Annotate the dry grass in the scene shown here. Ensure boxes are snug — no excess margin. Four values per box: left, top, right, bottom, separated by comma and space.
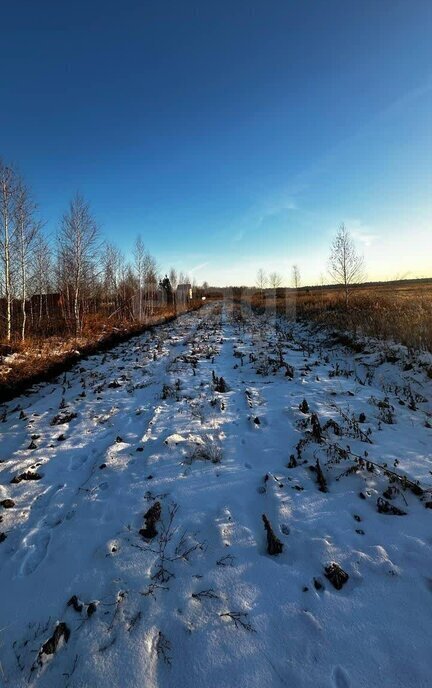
0, 302, 203, 401
249, 280, 432, 353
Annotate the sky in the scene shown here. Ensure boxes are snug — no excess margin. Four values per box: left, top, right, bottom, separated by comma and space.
1, 0, 431, 286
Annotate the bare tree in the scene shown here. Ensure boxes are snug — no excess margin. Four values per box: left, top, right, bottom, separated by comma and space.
101, 242, 125, 317
169, 267, 178, 291
143, 252, 158, 316
118, 262, 137, 319
0, 160, 18, 342
32, 233, 52, 328
328, 223, 365, 307
268, 272, 282, 289
14, 180, 41, 339
256, 269, 267, 290
292, 264, 301, 289
134, 235, 145, 321
102, 242, 119, 302
58, 193, 100, 335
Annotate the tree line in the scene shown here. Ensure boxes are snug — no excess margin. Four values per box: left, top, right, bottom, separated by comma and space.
0, 158, 191, 343
255, 224, 365, 306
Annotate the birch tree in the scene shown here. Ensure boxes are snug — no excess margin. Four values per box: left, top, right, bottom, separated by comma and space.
102, 242, 120, 309
292, 264, 301, 289
14, 180, 41, 339
328, 224, 365, 308
269, 271, 282, 288
169, 267, 178, 291
0, 160, 18, 342
58, 193, 99, 335
33, 234, 52, 327
143, 253, 158, 316
133, 235, 145, 321
256, 269, 267, 290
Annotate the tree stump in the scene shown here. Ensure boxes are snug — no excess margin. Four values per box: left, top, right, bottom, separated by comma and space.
262, 514, 283, 555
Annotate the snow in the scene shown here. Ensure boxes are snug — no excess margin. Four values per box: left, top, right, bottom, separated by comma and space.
0, 303, 431, 688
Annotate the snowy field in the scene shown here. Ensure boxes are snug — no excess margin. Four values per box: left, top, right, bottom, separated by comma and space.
1, 302, 431, 688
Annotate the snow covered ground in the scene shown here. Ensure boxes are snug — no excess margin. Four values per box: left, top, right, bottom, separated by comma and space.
1, 302, 431, 688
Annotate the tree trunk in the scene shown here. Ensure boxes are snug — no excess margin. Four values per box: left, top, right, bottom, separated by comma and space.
74, 287, 80, 336
4, 220, 11, 343
20, 228, 27, 341
1, 174, 13, 343
21, 262, 27, 341
39, 288, 43, 325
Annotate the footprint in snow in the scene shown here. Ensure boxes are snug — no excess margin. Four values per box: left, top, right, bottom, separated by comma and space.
68, 454, 89, 471
33, 483, 65, 510
332, 666, 351, 688
20, 531, 51, 576
43, 508, 65, 528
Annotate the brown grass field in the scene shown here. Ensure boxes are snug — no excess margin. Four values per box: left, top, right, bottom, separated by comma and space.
247, 279, 432, 354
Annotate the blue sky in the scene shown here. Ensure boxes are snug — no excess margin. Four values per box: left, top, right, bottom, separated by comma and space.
1, 0, 431, 285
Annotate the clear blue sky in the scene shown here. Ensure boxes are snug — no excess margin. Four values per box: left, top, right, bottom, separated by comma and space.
1, 0, 431, 285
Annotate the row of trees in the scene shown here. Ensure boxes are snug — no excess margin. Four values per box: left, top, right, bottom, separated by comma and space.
0, 158, 191, 343
256, 224, 365, 306
256, 264, 301, 290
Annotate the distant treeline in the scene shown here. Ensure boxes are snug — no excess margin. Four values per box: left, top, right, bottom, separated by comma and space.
0, 157, 195, 343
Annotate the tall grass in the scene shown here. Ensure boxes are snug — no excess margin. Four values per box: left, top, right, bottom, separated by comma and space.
0, 301, 203, 399
250, 284, 432, 353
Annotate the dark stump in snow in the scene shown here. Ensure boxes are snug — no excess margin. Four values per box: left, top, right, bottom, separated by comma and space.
288, 454, 297, 468
11, 471, 42, 484
67, 595, 83, 613
87, 602, 97, 617
299, 399, 309, 414
51, 412, 77, 426
140, 501, 161, 539
377, 497, 406, 515
324, 563, 349, 590
214, 375, 229, 393
285, 364, 295, 378
262, 514, 283, 555
310, 458, 328, 492
38, 622, 70, 663
310, 413, 323, 441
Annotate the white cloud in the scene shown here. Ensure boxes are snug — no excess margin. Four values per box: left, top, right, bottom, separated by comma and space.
345, 219, 378, 248
189, 261, 209, 275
